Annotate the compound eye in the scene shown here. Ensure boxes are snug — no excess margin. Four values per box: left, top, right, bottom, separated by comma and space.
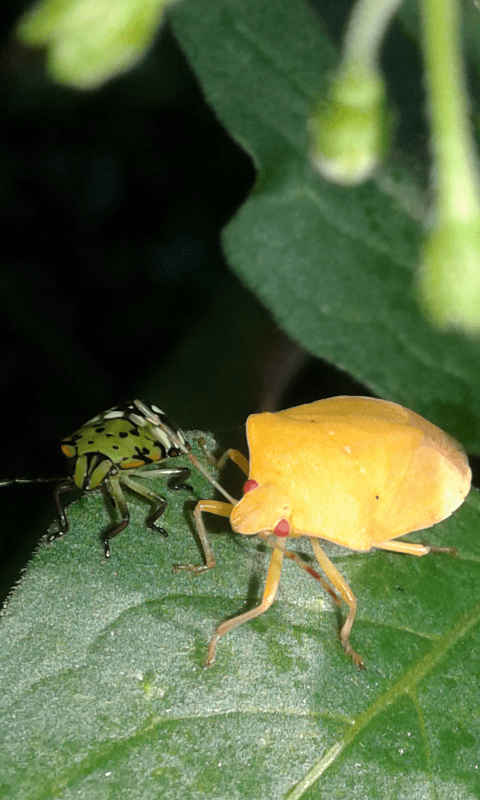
273, 518, 290, 537
243, 479, 259, 495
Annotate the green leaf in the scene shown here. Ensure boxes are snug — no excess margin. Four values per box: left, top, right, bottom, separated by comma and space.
170, 0, 480, 452
1, 432, 480, 799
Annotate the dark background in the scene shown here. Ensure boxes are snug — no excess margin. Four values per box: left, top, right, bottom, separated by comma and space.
0, 8, 253, 592
0, 4, 366, 598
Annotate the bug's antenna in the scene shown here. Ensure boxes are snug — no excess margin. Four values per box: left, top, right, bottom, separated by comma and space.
134, 400, 237, 505
0, 476, 65, 487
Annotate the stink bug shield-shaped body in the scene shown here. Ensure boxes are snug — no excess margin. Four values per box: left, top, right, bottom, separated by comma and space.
187, 397, 471, 667
0, 401, 193, 557
133, 400, 339, 595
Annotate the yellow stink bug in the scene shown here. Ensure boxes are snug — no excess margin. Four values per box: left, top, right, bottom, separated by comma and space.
135, 397, 471, 668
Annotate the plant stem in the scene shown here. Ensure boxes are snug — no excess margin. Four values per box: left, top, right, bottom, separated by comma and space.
342, 0, 405, 69
421, 0, 480, 222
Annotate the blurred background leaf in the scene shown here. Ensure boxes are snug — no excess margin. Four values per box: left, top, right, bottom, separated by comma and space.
171, 0, 480, 450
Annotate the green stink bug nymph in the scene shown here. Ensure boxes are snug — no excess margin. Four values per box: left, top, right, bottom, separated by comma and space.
0, 401, 193, 557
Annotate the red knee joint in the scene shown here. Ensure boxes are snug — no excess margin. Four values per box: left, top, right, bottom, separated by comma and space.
273, 518, 290, 537
243, 479, 259, 494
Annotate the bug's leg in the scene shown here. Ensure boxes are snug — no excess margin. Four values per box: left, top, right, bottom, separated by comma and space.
192, 441, 249, 476
172, 452, 248, 575
121, 474, 170, 537
101, 476, 130, 558
205, 540, 285, 667
195, 438, 218, 466
258, 532, 342, 605
310, 538, 364, 669
374, 539, 457, 556
215, 448, 249, 476
47, 480, 75, 541
193, 445, 249, 500
141, 466, 193, 492
167, 467, 193, 492
0, 476, 73, 542
174, 499, 233, 575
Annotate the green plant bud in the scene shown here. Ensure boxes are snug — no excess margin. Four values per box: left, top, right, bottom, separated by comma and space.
418, 219, 480, 333
309, 65, 391, 185
17, 0, 172, 90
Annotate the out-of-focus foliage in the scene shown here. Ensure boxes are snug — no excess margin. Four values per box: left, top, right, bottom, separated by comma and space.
17, 0, 173, 89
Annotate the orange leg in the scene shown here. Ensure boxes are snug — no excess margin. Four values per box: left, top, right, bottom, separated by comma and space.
310, 538, 364, 668
173, 448, 248, 573
196, 441, 250, 477
258, 533, 342, 605
375, 539, 457, 556
205, 539, 285, 667
215, 448, 250, 476
175, 493, 329, 587
174, 500, 233, 574
209, 452, 341, 600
